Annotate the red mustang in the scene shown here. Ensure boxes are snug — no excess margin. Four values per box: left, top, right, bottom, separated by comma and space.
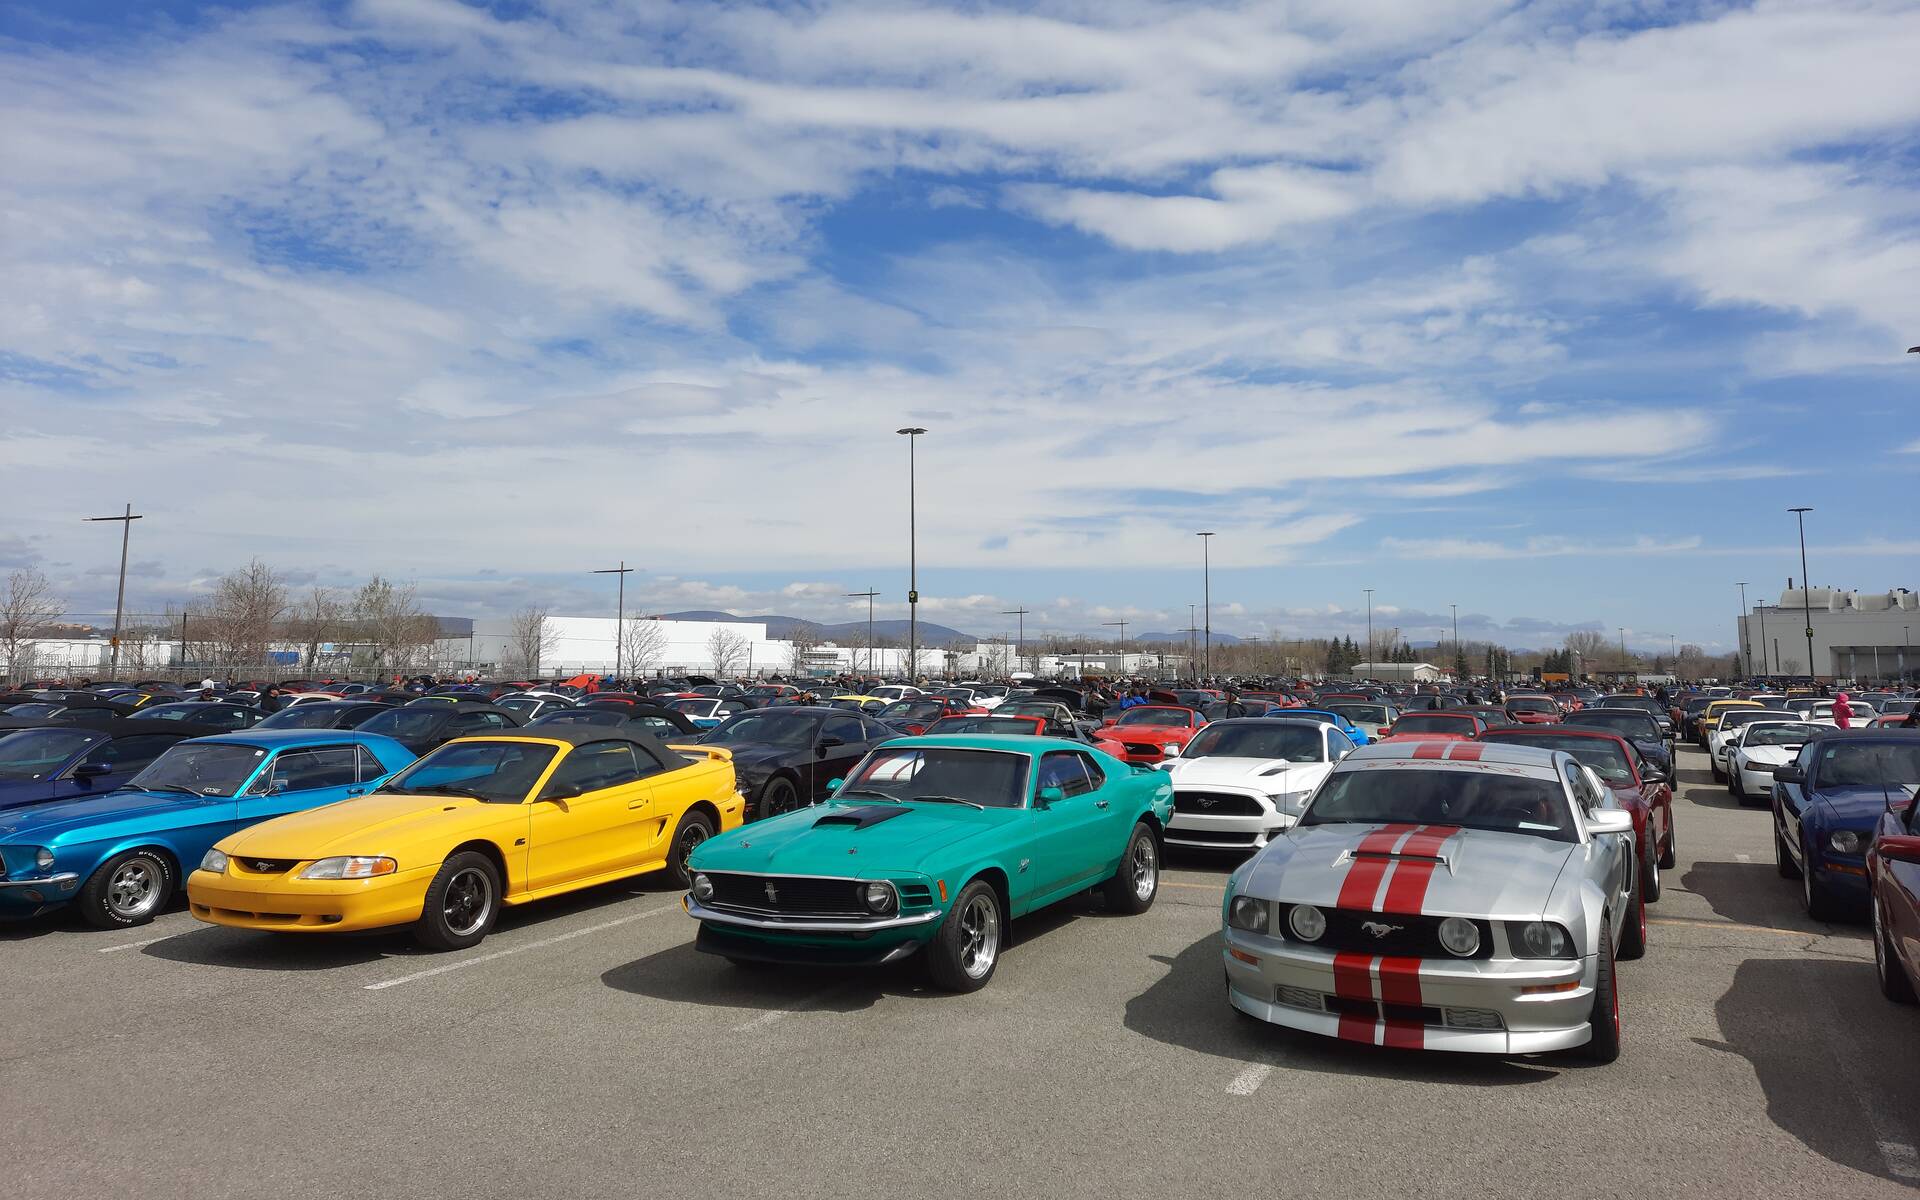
1098, 705, 1206, 763
1504, 695, 1562, 725
1377, 711, 1486, 742
1481, 726, 1675, 909
1869, 786, 1920, 1004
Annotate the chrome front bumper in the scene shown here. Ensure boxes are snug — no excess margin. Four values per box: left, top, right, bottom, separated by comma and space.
0, 872, 80, 891
684, 896, 945, 932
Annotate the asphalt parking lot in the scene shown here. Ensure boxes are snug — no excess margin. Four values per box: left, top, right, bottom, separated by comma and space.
3, 744, 1915, 1199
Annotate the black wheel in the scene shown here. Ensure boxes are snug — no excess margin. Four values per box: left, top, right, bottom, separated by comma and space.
664, 809, 715, 888
1639, 830, 1663, 904
413, 851, 500, 951
1100, 823, 1159, 914
1709, 754, 1724, 782
1775, 827, 1801, 878
1727, 765, 1742, 798
1874, 897, 1918, 1004
756, 777, 800, 823
926, 879, 1002, 993
78, 848, 174, 929
1618, 866, 1647, 961
1802, 856, 1839, 922
1658, 822, 1676, 870
1580, 923, 1622, 1063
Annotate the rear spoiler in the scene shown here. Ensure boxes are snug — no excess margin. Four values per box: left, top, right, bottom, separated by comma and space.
670, 745, 733, 764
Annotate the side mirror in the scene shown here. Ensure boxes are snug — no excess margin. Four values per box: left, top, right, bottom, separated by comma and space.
826, 777, 845, 793
1644, 768, 1669, 784
1161, 742, 1181, 759
818, 735, 845, 750
541, 782, 583, 802
1035, 786, 1065, 809
1587, 809, 1634, 837
1878, 835, 1920, 866
1772, 764, 1805, 785
72, 762, 111, 780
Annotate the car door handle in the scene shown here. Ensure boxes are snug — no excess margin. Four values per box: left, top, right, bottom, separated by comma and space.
627, 799, 647, 809
1096, 799, 1110, 809
347, 787, 365, 796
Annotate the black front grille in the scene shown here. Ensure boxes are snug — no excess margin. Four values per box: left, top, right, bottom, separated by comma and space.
239, 857, 299, 875
1168, 827, 1259, 845
1174, 791, 1263, 816
1283, 904, 1493, 959
705, 872, 865, 917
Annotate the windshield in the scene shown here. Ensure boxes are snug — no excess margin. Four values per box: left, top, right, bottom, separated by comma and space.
839, 746, 1029, 809
879, 701, 945, 720
530, 709, 625, 727
384, 741, 557, 803
1182, 722, 1324, 763
1566, 711, 1658, 738
1393, 714, 1477, 734
139, 703, 226, 722
1816, 742, 1920, 789
1724, 710, 1796, 730
1487, 735, 1634, 783
929, 717, 1039, 735
495, 697, 540, 715
4, 702, 61, 719
1000, 703, 1066, 721
1116, 708, 1190, 728
1744, 723, 1820, 747
0, 728, 102, 779
1507, 698, 1557, 714
1303, 768, 1575, 842
359, 708, 451, 739
668, 699, 717, 715
256, 705, 347, 729
1325, 703, 1389, 724
700, 711, 817, 747
128, 742, 268, 797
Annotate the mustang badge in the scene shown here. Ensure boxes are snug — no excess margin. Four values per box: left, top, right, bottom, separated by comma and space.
1360, 920, 1402, 938
764, 881, 779, 904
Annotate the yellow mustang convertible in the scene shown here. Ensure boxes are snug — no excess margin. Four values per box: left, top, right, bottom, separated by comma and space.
188, 728, 741, 950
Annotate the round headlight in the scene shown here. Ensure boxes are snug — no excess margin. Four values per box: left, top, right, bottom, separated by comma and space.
1228, 894, 1267, 931
1437, 916, 1481, 957
1829, 830, 1866, 855
1288, 903, 1327, 941
198, 848, 228, 875
34, 847, 55, 871
1513, 920, 1570, 958
691, 873, 714, 901
862, 881, 897, 913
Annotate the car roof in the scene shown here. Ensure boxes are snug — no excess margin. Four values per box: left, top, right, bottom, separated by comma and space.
882, 734, 1080, 756
1343, 739, 1568, 778
189, 729, 401, 748
1484, 726, 1631, 748
461, 724, 681, 758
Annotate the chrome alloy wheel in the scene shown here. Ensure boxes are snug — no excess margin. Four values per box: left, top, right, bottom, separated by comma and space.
677, 823, 710, 879
1130, 836, 1158, 901
958, 893, 1000, 980
107, 859, 164, 920
443, 866, 493, 937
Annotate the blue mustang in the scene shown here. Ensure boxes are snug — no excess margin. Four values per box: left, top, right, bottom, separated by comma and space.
1772, 730, 1920, 920
0, 730, 415, 929
0, 721, 221, 814
1260, 708, 1373, 746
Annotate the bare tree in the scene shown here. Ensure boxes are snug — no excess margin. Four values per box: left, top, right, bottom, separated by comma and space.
707, 628, 748, 678
197, 559, 288, 676
621, 618, 669, 680
505, 606, 556, 677
979, 639, 1010, 679
287, 586, 348, 673
1563, 630, 1609, 665
0, 568, 63, 683
786, 621, 823, 677
352, 576, 439, 675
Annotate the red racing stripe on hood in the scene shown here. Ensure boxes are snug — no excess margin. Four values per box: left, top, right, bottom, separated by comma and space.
1377, 825, 1463, 916
1335, 824, 1419, 910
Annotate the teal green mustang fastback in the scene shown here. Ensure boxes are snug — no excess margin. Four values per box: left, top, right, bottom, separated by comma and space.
684, 735, 1174, 991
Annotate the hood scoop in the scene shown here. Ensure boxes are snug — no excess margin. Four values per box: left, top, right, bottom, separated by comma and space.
812, 804, 913, 830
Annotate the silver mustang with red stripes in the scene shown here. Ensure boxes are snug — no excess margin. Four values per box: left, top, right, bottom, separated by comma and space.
1222, 739, 1645, 1062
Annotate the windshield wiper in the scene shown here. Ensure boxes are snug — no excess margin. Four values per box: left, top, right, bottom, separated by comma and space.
911, 794, 986, 810
392, 783, 491, 801
838, 788, 900, 801
143, 783, 208, 798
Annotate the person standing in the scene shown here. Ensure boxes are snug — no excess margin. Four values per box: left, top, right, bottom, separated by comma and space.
1831, 691, 1853, 731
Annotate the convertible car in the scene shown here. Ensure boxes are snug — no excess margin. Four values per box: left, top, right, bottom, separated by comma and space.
1161, 718, 1354, 854
1221, 739, 1642, 1061
1726, 720, 1821, 804
1773, 730, 1920, 920
685, 735, 1173, 991
0, 731, 416, 928
190, 727, 742, 949
1868, 783, 1920, 1004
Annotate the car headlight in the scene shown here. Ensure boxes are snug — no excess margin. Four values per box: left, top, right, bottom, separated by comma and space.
691, 872, 714, 901
298, 856, 397, 880
1437, 916, 1481, 957
1287, 903, 1327, 942
1828, 830, 1867, 855
33, 847, 55, 871
199, 848, 229, 875
1266, 789, 1312, 816
862, 881, 897, 913
1506, 920, 1573, 959
1227, 894, 1268, 932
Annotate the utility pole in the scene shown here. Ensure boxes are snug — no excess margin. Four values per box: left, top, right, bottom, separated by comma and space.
1619, 627, 1628, 674
1737, 582, 1750, 676
1197, 532, 1214, 680
83, 503, 143, 678
1788, 507, 1816, 682
1185, 604, 1200, 683
1103, 620, 1128, 673
847, 589, 880, 676
593, 561, 633, 680
1001, 607, 1029, 676
898, 427, 927, 681
1364, 588, 1375, 679
1450, 603, 1459, 670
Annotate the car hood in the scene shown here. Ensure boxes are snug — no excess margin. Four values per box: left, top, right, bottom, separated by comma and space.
1163, 756, 1316, 789
0, 788, 224, 844
692, 799, 1016, 876
1240, 822, 1577, 920
1814, 785, 1920, 826
1107, 726, 1190, 742
218, 792, 501, 860
705, 742, 800, 774
1736, 745, 1796, 766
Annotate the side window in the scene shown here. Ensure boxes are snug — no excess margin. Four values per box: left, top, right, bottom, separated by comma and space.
1563, 761, 1596, 812
354, 745, 390, 783
1072, 752, 1106, 793
268, 747, 361, 793
823, 716, 866, 744
79, 734, 177, 774
1326, 730, 1354, 758
545, 742, 642, 795
1037, 751, 1093, 797
862, 719, 895, 742
630, 716, 677, 739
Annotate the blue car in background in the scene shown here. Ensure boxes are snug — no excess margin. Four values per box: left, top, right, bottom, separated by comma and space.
0, 721, 222, 813
0, 730, 415, 929
1260, 707, 1373, 746
1772, 730, 1920, 920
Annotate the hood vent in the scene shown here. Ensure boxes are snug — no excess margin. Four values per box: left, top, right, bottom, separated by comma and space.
813, 804, 913, 830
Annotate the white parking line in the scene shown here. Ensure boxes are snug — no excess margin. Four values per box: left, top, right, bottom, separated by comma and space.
363, 903, 676, 991
1226, 1062, 1274, 1095
731, 985, 844, 1033
1735, 853, 1752, 863
97, 933, 179, 954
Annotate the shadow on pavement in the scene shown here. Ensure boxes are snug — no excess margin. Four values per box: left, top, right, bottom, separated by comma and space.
0, 908, 88, 940
144, 923, 399, 970
1679, 860, 1866, 939
1698, 956, 1920, 1185
1123, 930, 1558, 1086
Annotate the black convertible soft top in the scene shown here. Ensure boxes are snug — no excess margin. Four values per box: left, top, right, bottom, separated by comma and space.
508, 722, 693, 769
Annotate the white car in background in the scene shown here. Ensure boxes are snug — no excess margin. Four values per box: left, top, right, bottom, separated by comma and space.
1708, 709, 1797, 779
1727, 720, 1824, 805
1161, 718, 1357, 854
868, 685, 922, 704
1784, 698, 1878, 727
957, 682, 1008, 710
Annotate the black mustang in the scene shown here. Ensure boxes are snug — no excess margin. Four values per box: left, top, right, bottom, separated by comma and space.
695, 705, 897, 821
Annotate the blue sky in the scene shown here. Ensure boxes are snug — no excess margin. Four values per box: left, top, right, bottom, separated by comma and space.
2, 0, 1917, 653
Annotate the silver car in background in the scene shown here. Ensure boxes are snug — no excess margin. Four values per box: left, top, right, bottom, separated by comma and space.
1222, 740, 1643, 1062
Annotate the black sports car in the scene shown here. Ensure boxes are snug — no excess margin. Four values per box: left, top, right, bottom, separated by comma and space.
695, 706, 896, 821
356, 702, 525, 755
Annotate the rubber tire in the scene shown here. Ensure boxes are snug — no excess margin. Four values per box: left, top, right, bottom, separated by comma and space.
926, 879, 1002, 993
1728, 766, 1742, 798
1580, 923, 1622, 1064
1775, 828, 1801, 879
78, 848, 175, 929
1802, 856, 1839, 922
663, 809, 715, 889
1709, 754, 1723, 781
1618, 863, 1648, 961
413, 851, 501, 951
1640, 830, 1663, 904
1874, 898, 1918, 1005
1100, 823, 1159, 915
1658, 823, 1676, 870
756, 777, 800, 823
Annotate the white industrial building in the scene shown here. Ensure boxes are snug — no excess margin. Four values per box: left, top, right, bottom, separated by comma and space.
1349, 661, 1446, 683
1735, 586, 1918, 682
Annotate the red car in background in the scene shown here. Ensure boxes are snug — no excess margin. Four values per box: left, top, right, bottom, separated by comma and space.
1869, 791, 1920, 1004
1098, 705, 1206, 763
876, 696, 983, 735
1481, 726, 1675, 908
1377, 711, 1487, 742
1505, 695, 1562, 724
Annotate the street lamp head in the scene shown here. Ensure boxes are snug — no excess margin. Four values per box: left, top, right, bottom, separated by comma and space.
1788, 506, 1811, 514
896, 426, 927, 436
1196, 531, 1214, 538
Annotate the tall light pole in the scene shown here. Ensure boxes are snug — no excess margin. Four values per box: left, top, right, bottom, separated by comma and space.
593, 561, 632, 680
1185, 604, 1199, 682
1363, 588, 1375, 678
1619, 626, 1628, 674
1197, 532, 1215, 679
1737, 582, 1751, 676
1001, 607, 1029, 676
1103, 620, 1128, 672
1788, 507, 1815, 681
846, 589, 880, 676
1450, 603, 1459, 670
84, 503, 143, 678
898, 427, 927, 680
1756, 589, 1771, 676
